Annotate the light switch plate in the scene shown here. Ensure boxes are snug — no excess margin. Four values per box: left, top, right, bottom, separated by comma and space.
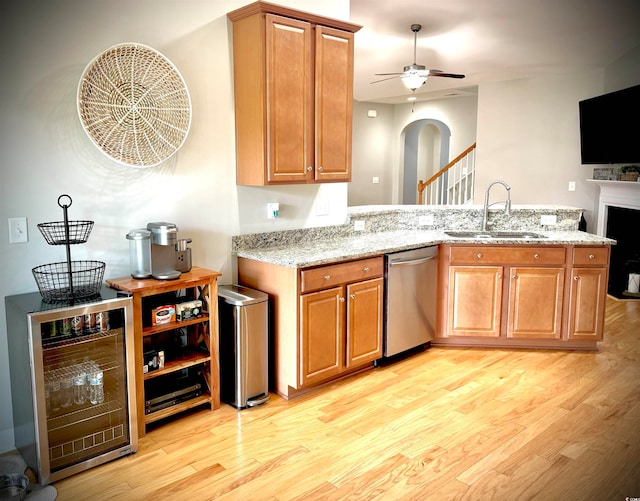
8, 217, 28, 243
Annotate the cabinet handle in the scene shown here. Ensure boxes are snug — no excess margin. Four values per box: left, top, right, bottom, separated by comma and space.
363, 267, 369, 272
533, 253, 540, 259
324, 275, 331, 280
497, 273, 502, 279
512, 274, 517, 279
350, 294, 355, 299
339, 297, 345, 302
318, 166, 323, 172
574, 275, 580, 281
306, 166, 313, 172
589, 254, 595, 260
476, 253, 483, 259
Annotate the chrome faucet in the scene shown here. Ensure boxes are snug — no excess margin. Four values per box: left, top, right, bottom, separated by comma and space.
482, 180, 511, 231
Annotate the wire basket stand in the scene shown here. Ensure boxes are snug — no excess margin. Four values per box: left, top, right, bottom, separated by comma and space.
32, 195, 105, 302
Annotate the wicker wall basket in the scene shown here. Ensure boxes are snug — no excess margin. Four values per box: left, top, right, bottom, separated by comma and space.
77, 43, 192, 168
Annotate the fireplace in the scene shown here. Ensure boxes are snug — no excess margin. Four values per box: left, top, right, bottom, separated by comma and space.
588, 179, 640, 299
606, 206, 640, 298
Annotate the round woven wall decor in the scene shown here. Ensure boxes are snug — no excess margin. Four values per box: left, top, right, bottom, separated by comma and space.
77, 43, 192, 168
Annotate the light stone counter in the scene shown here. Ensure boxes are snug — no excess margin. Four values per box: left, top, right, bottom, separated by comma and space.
233, 205, 616, 269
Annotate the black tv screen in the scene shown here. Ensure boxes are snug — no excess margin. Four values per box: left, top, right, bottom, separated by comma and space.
579, 84, 640, 164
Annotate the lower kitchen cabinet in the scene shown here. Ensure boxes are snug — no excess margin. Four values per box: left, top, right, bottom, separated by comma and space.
437, 244, 609, 349
568, 246, 609, 340
300, 277, 383, 387
507, 266, 564, 339
238, 256, 383, 399
447, 265, 503, 337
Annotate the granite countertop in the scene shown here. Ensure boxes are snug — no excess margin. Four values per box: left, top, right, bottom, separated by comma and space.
233, 205, 616, 268
235, 229, 614, 268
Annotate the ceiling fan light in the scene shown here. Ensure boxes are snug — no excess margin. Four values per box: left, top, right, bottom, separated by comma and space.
401, 74, 427, 90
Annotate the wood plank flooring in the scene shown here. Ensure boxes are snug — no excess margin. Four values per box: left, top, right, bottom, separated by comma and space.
55, 296, 640, 500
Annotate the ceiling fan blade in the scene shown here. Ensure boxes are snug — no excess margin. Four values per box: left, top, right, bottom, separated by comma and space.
370, 75, 401, 84
371, 25, 466, 87
429, 71, 466, 79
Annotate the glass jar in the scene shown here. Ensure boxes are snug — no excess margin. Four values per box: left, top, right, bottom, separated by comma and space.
49, 374, 61, 412
44, 377, 51, 418
60, 372, 73, 408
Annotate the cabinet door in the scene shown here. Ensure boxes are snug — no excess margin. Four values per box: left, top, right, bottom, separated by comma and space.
447, 266, 503, 337
265, 14, 314, 183
568, 267, 606, 340
300, 286, 344, 386
314, 26, 354, 182
507, 267, 564, 339
346, 278, 383, 367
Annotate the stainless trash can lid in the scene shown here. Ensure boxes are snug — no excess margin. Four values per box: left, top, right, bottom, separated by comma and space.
218, 285, 268, 305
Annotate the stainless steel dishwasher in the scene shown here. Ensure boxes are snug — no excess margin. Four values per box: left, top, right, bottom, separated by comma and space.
383, 246, 438, 358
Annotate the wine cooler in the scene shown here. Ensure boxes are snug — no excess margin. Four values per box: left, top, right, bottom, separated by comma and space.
5, 287, 138, 485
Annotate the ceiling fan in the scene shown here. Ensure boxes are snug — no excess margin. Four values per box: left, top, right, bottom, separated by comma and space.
371, 24, 465, 91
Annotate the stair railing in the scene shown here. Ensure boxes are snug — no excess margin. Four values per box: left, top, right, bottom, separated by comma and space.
418, 142, 476, 205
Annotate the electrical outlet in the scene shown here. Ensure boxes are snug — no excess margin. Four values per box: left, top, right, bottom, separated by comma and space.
372, 176, 380, 184
8, 217, 28, 243
354, 220, 365, 231
315, 199, 329, 216
540, 214, 557, 226
568, 181, 576, 191
418, 214, 435, 226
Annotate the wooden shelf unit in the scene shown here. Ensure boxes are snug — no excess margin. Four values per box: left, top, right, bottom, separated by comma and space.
107, 266, 221, 436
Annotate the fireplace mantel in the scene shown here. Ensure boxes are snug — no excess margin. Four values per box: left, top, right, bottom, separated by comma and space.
587, 179, 640, 236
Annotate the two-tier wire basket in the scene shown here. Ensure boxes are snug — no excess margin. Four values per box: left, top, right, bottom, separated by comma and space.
32, 195, 105, 301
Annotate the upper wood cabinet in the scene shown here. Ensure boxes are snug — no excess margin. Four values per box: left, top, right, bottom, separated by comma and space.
228, 2, 361, 185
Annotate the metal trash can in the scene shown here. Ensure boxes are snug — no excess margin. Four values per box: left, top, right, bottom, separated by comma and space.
218, 285, 270, 409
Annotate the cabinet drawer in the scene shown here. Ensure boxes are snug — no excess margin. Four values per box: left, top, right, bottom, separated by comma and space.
450, 246, 566, 265
300, 257, 383, 293
573, 246, 609, 266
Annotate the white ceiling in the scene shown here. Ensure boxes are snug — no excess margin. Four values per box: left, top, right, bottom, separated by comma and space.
350, 0, 640, 104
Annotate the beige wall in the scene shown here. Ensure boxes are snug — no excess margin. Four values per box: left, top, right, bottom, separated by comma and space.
0, 0, 350, 454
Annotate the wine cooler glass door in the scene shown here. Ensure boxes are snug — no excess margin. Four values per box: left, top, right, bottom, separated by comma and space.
28, 296, 137, 484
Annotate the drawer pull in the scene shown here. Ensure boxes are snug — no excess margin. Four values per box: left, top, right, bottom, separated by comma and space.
318, 166, 323, 172
533, 253, 540, 259
350, 294, 356, 299
339, 297, 345, 302
512, 274, 517, 279
363, 267, 369, 272
476, 253, 483, 259
589, 254, 595, 260
306, 166, 313, 172
574, 275, 579, 281
324, 275, 331, 280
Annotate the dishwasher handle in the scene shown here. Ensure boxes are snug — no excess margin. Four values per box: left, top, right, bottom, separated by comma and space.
388, 255, 436, 267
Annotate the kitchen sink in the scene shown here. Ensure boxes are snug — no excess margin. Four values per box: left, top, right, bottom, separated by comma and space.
445, 231, 547, 239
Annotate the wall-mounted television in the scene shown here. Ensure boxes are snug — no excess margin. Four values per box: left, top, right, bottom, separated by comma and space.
579, 84, 640, 164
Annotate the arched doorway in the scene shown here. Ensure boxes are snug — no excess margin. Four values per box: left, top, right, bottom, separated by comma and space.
401, 119, 451, 204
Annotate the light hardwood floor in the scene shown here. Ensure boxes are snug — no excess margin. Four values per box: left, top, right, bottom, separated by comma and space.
55, 296, 640, 500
